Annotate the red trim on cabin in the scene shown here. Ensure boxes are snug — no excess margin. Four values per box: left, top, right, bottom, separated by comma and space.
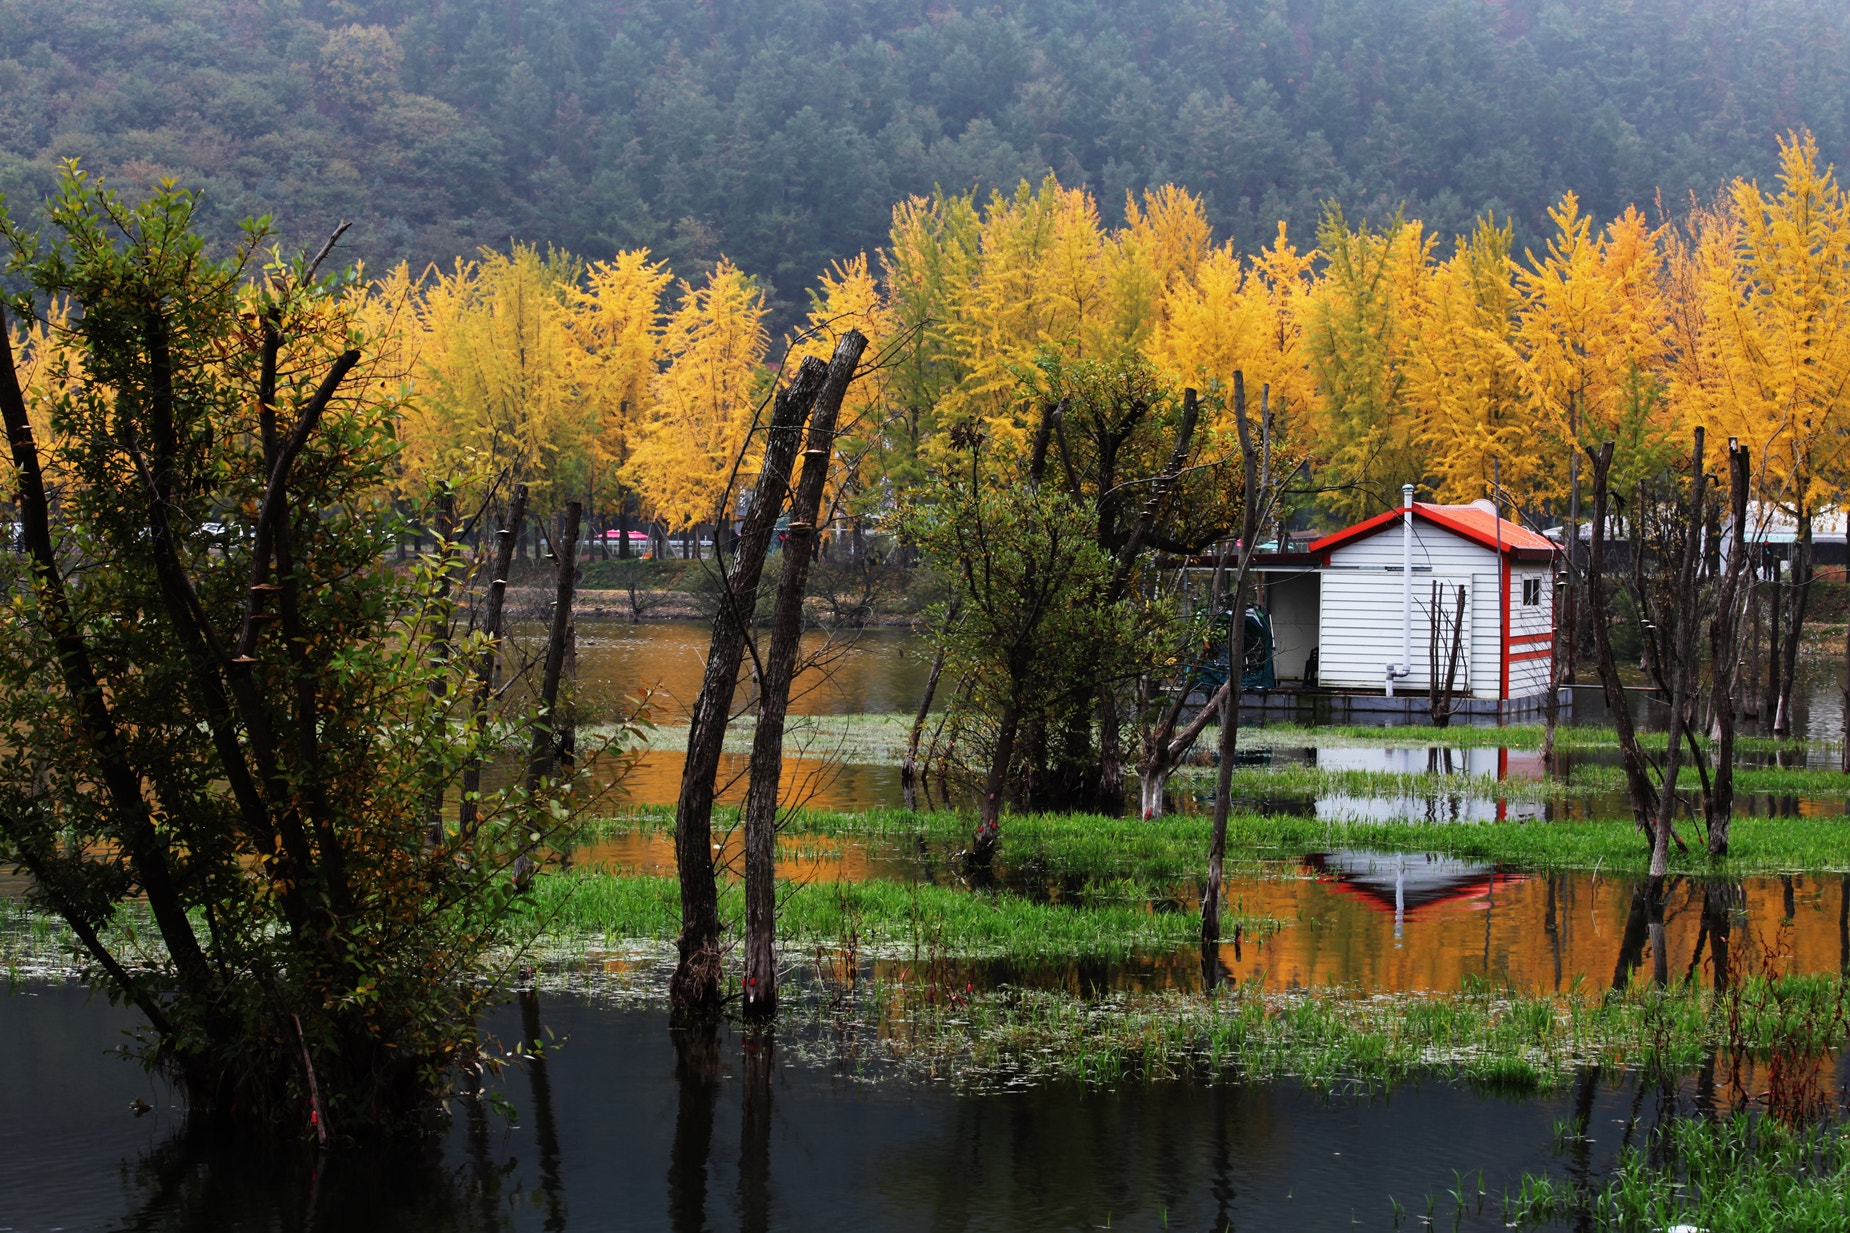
1499, 556, 1511, 700
1509, 647, 1554, 663
1308, 502, 1556, 561
1509, 631, 1552, 646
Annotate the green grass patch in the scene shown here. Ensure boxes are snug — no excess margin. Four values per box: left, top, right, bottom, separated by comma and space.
589, 802, 1850, 878
1509, 1114, 1850, 1231
529, 869, 1277, 962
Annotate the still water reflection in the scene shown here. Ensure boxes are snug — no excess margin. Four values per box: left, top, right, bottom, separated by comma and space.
9, 982, 1829, 1233
576, 829, 1850, 996
572, 621, 933, 721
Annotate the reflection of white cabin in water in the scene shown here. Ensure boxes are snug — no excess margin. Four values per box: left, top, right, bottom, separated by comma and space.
1311, 746, 1545, 824
1304, 850, 1520, 939
1246, 495, 1563, 719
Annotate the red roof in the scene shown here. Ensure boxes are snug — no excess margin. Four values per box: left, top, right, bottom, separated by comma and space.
1308, 501, 1557, 562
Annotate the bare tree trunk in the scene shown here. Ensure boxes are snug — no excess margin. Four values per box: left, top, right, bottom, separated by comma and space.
973, 695, 1021, 866
1139, 534, 1232, 820
1709, 442, 1752, 853
1586, 442, 1660, 831
618, 485, 632, 559
1428, 582, 1465, 727
1747, 564, 1763, 718
1650, 431, 1707, 883
741, 331, 867, 1019
1764, 554, 1783, 736
670, 359, 828, 1021
903, 601, 958, 810
515, 501, 582, 891
1842, 598, 1850, 772
1139, 676, 1231, 820
459, 484, 527, 834
1544, 559, 1566, 766
1774, 515, 1811, 736
1203, 375, 1269, 980
526, 503, 583, 791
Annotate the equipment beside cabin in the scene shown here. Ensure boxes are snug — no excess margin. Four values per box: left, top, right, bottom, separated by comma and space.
1192, 606, 1276, 693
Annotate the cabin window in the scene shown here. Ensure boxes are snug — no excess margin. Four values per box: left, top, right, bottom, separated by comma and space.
1522, 577, 1541, 606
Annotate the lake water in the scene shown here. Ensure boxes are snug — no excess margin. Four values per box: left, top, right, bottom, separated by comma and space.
8, 981, 1837, 1233
6, 621, 1849, 1229
577, 827, 1850, 996
568, 621, 1850, 813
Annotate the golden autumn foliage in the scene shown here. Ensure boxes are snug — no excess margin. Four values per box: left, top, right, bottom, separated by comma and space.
403, 243, 598, 511
316, 130, 1850, 542
623, 257, 770, 540
1680, 133, 1850, 522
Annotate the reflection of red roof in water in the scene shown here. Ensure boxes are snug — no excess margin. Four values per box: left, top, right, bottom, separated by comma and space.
1302, 851, 1529, 922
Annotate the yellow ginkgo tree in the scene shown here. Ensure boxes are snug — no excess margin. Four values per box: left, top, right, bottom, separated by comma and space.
572, 249, 671, 552
407, 244, 599, 532
625, 257, 770, 556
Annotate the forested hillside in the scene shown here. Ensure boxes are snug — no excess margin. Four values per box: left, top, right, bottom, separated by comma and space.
0, 0, 1845, 322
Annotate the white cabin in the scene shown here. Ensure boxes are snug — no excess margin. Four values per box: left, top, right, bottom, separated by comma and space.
1256, 499, 1557, 707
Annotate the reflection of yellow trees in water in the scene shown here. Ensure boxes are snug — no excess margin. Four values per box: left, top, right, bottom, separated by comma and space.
564, 832, 1850, 1000
1217, 870, 1849, 995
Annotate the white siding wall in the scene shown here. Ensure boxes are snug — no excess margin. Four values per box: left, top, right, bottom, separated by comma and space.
1506, 563, 1555, 698
1321, 521, 1556, 700
1317, 571, 1473, 691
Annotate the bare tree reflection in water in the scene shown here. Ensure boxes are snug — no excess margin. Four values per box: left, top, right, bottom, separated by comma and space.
1692, 881, 1742, 989
739, 1027, 774, 1233
1648, 879, 1672, 988
668, 1018, 721, 1233
1208, 1084, 1235, 1231
109, 1123, 512, 1232
520, 989, 567, 1231
1840, 874, 1849, 972
1564, 1065, 1601, 1233
1612, 882, 1653, 990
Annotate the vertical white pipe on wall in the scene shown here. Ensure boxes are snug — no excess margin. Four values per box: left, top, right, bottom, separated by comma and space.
1401, 482, 1414, 678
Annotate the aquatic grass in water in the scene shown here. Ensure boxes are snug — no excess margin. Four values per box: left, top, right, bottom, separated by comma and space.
1509, 1115, 1850, 1231
529, 870, 1282, 963
821, 973, 1846, 1095
585, 803, 1850, 878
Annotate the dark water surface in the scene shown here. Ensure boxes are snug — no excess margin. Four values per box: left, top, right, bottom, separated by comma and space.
0, 981, 1786, 1233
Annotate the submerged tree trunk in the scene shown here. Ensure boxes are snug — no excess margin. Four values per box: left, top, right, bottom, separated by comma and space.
742, 331, 866, 1019
1775, 516, 1811, 736
973, 695, 1022, 867
515, 502, 582, 891
1585, 442, 1660, 831
1709, 442, 1752, 853
903, 601, 957, 811
669, 359, 828, 1021
1764, 554, 1783, 737
1650, 431, 1707, 883
460, 485, 528, 834
1203, 376, 1268, 980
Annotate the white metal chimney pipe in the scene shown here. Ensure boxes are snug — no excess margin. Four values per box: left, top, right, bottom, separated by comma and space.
1402, 482, 1414, 679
